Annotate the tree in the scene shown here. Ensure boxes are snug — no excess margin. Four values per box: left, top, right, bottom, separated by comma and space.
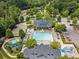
45, 3, 54, 14
0, 1, 21, 38
19, 16, 24, 22
67, 16, 71, 22
26, 16, 30, 22
17, 53, 24, 59
28, 24, 33, 28
27, 19, 32, 24
51, 18, 56, 27
0, 21, 6, 38
36, 11, 43, 20
32, 7, 39, 14
57, 15, 61, 22
62, 10, 69, 17
19, 29, 25, 39
52, 9, 59, 17
43, 10, 51, 20
72, 17, 78, 26
25, 39, 37, 49
61, 24, 67, 31
73, 8, 79, 17
6, 28, 13, 38
54, 24, 66, 32
50, 41, 61, 49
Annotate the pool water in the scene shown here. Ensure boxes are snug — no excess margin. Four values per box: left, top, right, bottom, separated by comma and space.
11, 39, 17, 44
32, 32, 53, 41
6, 39, 19, 48
60, 47, 73, 52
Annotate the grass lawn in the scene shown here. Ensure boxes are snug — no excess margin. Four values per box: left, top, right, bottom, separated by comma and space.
0, 52, 3, 59
0, 48, 17, 59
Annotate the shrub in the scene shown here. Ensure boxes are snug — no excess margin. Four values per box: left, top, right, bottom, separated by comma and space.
25, 39, 37, 49
57, 55, 69, 59
50, 41, 61, 49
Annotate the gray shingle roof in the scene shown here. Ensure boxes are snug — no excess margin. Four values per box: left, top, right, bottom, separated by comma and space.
34, 20, 52, 28
24, 45, 61, 59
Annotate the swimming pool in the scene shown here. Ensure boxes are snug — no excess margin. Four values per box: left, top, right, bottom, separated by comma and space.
32, 32, 53, 41
60, 47, 73, 56
11, 39, 17, 44
6, 38, 20, 48
60, 47, 73, 52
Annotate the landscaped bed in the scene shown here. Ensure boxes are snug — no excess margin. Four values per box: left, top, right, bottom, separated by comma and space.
60, 33, 72, 44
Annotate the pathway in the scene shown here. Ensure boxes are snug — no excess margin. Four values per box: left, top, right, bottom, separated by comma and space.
2, 42, 17, 58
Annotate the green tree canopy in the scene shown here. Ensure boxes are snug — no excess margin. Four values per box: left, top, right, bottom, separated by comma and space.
72, 17, 78, 26
19, 16, 24, 22
54, 24, 66, 32
45, 3, 54, 14
6, 28, 13, 38
25, 39, 37, 49
57, 15, 61, 22
50, 41, 61, 49
43, 10, 51, 20
73, 8, 79, 17
62, 10, 69, 17
17, 53, 24, 59
19, 29, 25, 39
67, 16, 71, 22
36, 11, 43, 20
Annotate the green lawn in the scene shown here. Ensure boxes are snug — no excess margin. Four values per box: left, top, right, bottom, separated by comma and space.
0, 48, 17, 59
0, 52, 3, 59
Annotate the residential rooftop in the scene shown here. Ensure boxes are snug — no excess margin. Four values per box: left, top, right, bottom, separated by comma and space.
34, 20, 52, 28
24, 44, 61, 59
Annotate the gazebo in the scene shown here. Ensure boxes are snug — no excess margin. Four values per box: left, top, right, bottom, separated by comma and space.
33, 20, 52, 29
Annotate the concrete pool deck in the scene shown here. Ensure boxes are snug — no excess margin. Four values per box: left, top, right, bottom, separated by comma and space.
25, 28, 79, 58
52, 28, 79, 58
61, 44, 79, 58
26, 28, 54, 43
